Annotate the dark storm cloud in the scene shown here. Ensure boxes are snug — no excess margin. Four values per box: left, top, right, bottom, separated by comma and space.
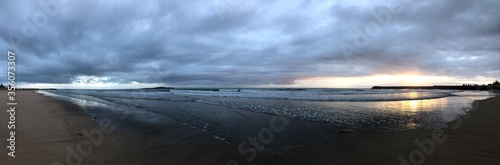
0, 0, 499, 86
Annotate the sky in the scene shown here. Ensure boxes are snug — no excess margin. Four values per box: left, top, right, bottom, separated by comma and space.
1, 0, 499, 89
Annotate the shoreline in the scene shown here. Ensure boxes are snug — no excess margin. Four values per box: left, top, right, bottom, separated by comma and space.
0, 90, 237, 164
1, 90, 499, 164
253, 96, 500, 164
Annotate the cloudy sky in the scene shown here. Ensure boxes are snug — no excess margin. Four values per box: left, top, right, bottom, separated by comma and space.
1, 0, 499, 88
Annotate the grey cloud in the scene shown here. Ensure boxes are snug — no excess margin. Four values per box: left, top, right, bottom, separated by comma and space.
0, 0, 499, 87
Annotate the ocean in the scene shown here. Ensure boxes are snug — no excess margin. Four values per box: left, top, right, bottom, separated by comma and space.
38, 88, 498, 152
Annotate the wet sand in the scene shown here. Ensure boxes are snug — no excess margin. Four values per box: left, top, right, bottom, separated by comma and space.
0, 90, 238, 164
1, 90, 499, 164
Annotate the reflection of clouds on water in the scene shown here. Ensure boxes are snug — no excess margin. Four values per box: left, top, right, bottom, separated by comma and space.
440, 91, 498, 123
37, 91, 112, 108
442, 110, 465, 123
463, 96, 493, 101
72, 98, 107, 107
453, 91, 498, 100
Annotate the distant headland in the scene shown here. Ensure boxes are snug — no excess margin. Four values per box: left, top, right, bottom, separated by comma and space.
372, 80, 500, 90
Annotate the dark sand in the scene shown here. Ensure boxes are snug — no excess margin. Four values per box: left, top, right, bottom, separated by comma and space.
1, 90, 499, 164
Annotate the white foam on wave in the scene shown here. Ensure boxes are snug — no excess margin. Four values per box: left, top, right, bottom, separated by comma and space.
171, 89, 453, 101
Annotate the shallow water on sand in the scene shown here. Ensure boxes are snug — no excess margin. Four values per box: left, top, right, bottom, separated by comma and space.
38, 89, 497, 152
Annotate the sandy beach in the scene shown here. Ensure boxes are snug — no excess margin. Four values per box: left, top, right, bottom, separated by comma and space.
1, 90, 499, 164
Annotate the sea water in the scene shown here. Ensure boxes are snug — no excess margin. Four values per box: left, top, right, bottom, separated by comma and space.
38, 88, 498, 148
